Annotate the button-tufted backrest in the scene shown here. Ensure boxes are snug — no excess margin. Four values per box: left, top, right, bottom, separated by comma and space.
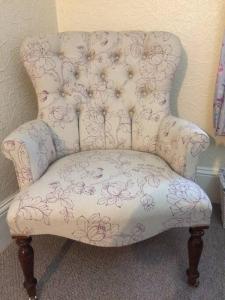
21, 31, 181, 157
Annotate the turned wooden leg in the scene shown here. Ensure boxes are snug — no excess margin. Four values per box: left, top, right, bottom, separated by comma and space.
14, 236, 37, 299
186, 226, 208, 287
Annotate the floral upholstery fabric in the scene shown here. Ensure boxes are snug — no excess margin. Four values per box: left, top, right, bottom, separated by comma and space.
20, 31, 182, 156
2, 31, 212, 246
7, 150, 212, 247
157, 115, 210, 180
2, 120, 56, 189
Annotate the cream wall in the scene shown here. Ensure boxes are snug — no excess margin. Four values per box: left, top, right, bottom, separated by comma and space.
0, 0, 58, 202
56, 0, 225, 170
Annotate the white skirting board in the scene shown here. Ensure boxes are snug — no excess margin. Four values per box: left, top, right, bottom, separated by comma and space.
0, 212, 11, 252
195, 166, 220, 203
0, 167, 220, 253
0, 193, 15, 253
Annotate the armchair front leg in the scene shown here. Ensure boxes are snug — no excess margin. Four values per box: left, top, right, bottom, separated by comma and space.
14, 236, 37, 299
187, 226, 209, 287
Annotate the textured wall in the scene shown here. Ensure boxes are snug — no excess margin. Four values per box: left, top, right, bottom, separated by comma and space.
0, 0, 58, 202
56, 0, 225, 170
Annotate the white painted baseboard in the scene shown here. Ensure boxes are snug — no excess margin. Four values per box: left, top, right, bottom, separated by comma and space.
196, 166, 220, 203
0, 193, 17, 253
0, 212, 11, 252
0, 167, 220, 253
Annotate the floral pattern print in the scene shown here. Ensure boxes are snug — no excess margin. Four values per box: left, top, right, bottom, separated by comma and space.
7, 193, 52, 236
157, 115, 209, 180
163, 178, 212, 228
98, 181, 135, 207
48, 104, 75, 129
2, 120, 56, 189
214, 32, 225, 135
3, 31, 212, 247
19, 31, 182, 155
72, 213, 119, 246
6, 150, 212, 247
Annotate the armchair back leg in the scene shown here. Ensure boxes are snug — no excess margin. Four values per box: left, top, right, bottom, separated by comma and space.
186, 226, 208, 287
14, 236, 37, 299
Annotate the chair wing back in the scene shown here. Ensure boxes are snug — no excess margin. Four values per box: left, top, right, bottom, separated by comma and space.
21, 31, 181, 157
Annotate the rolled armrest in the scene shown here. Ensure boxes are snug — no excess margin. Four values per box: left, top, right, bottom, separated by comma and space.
2, 120, 56, 189
156, 115, 210, 180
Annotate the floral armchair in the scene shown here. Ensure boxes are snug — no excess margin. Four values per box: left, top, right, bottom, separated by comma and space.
2, 31, 212, 299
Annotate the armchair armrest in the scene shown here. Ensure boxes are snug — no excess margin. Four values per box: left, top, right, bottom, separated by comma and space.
2, 120, 56, 189
156, 115, 210, 180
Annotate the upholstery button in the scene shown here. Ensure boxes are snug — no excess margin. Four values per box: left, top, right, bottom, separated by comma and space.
86, 50, 95, 61
115, 89, 121, 98
128, 70, 133, 79
87, 89, 93, 97
74, 71, 79, 79
129, 107, 135, 118
100, 72, 106, 80
58, 51, 64, 58
59, 89, 65, 97
140, 88, 148, 97
112, 52, 120, 62
142, 51, 148, 59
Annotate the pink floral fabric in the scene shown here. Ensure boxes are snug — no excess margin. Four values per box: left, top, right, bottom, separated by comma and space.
214, 33, 225, 135
7, 150, 212, 246
2, 120, 56, 189
157, 115, 209, 180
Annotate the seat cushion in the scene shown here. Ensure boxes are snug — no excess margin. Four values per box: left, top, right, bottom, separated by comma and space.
7, 150, 212, 247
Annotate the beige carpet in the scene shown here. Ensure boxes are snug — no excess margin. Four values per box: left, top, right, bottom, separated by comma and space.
0, 205, 224, 300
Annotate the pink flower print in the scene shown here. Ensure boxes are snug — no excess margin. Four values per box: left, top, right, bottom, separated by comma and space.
23, 41, 51, 62
60, 207, 74, 224
47, 184, 73, 210
47, 184, 74, 223
72, 213, 119, 246
190, 134, 209, 157
17, 167, 33, 186
33, 57, 56, 78
143, 135, 157, 152
136, 164, 164, 188
49, 105, 75, 128
39, 90, 49, 102
140, 44, 175, 80
67, 182, 96, 195
131, 223, 146, 241
165, 178, 211, 226
89, 167, 104, 179
140, 108, 162, 122
140, 194, 155, 211
98, 181, 133, 207
17, 193, 52, 225
130, 38, 144, 58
